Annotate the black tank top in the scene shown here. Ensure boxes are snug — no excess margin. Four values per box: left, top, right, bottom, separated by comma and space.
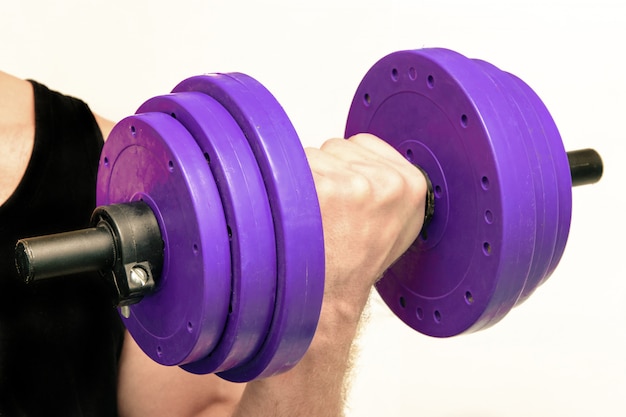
0, 81, 124, 416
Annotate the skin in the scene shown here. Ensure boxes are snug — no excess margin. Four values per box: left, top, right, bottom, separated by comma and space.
0, 70, 426, 417
0, 71, 35, 205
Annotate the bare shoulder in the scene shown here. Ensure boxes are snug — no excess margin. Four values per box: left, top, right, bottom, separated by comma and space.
0, 70, 33, 110
0, 70, 34, 205
94, 113, 115, 142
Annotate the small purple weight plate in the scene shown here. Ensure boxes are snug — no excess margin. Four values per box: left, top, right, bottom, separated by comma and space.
508, 74, 572, 286
472, 60, 559, 305
173, 73, 325, 381
136, 92, 276, 373
97, 112, 231, 365
346, 48, 538, 337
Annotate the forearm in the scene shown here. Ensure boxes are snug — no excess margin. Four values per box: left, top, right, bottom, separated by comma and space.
233, 289, 369, 417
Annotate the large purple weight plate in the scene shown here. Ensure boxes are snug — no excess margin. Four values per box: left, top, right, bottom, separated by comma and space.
97, 113, 231, 364
136, 92, 276, 373
174, 73, 325, 381
346, 48, 540, 337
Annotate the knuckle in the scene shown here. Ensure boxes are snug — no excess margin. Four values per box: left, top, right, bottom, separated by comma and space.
345, 169, 374, 202
347, 132, 379, 145
319, 137, 348, 152
376, 166, 407, 199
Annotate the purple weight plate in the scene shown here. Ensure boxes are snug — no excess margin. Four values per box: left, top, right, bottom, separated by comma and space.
173, 73, 325, 381
501, 70, 568, 302
97, 112, 231, 365
508, 74, 572, 285
136, 92, 276, 373
472, 60, 559, 305
345, 48, 537, 337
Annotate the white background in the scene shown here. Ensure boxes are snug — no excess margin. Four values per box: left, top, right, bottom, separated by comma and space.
2, 1, 625, 415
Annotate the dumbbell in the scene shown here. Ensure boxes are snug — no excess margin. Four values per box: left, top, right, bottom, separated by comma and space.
14, 48, 603, 382
345, 49, 603, 338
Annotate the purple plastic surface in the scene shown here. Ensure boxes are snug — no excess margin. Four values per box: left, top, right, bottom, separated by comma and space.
479, 63, 570, 303
509, 74, 572, 288
468, 61, 548, 307
345, 48, 571, 337
136, 92, 277, 373
173, 73, 325, 381
97, 113, 231, 364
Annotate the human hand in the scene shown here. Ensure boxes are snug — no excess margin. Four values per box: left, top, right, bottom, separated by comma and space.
305, 133, 427, 319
